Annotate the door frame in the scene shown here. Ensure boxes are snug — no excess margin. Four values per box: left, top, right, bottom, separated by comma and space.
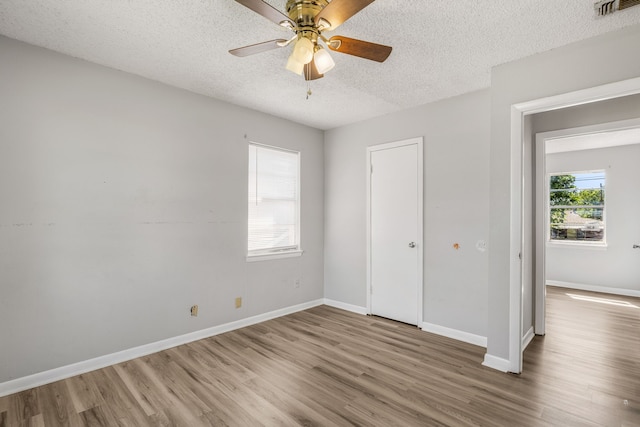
366, 137, 424, 326
509, 76, 640, 374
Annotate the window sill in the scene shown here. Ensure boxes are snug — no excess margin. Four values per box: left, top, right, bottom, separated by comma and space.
546, 241, 608, 250
246, 249, 304, 262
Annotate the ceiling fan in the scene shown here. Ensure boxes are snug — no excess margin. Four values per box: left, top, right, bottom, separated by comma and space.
229, 0, 392, 80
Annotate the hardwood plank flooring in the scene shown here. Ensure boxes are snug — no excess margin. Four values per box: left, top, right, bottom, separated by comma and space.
1, 286, 638, 426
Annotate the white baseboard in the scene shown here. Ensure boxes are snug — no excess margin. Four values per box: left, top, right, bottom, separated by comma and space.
546, 280, 640, 298
323, 299, 368, 315
421, 322, 487, 348
522, 326, 535, 350
324, 305, 489, 349
482, 353, 511, 373
0, 299, 324, 398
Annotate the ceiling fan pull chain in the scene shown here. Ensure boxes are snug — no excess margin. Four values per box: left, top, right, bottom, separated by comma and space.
306, 82, 312, 99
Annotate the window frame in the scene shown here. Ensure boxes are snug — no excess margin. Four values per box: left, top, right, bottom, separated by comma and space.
547, 169, 607, 248
246, 142, 302, 262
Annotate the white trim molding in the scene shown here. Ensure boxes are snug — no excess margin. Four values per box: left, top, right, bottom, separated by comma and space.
323, 299, 368, 315
422, 323, 487, 348
0, 299, 324, 398
246, 249, 303, 262
482, 354, 511, 373
547, 280, 640, 298
522, 326, 535, 350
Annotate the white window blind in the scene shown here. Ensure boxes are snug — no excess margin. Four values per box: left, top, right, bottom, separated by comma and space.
248, 143, 300, 254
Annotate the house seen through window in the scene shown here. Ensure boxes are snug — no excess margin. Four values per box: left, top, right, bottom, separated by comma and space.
248, 143, 300, 256
549, 171, 605, 244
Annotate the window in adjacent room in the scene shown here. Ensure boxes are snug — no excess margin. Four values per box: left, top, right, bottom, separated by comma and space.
247, 143, 301, 260
549, 171, 605, 244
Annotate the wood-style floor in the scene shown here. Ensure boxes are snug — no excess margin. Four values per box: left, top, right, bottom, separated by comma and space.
1, 286, 639, 426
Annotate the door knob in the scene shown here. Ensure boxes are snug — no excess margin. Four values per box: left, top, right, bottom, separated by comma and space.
408, 242, 416, 248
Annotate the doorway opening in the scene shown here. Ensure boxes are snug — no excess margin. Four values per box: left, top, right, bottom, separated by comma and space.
509, 76, 640, 374
532, 118, 640, 337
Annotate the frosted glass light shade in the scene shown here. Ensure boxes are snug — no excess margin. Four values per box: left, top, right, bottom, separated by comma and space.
313, 48, 335, 74
291, 37, 314, 64
286, 54, 304, 75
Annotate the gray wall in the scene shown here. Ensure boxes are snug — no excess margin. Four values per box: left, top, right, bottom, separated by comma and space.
0, 36, 325, 383
324, 89, 491, 338
532, 94, 640, 134
489, 24, 640, 361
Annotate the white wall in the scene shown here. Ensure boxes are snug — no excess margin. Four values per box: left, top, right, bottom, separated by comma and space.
0, 36, 324, 384
545, 144, 640, 291
488, 24, 640, 362
325, 90, 491, 339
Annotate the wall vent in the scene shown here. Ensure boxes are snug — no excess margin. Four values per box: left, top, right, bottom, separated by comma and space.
619, 0, 640, 9
595, 0, 640, 16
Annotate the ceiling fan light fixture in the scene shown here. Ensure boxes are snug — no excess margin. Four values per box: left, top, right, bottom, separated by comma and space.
286, 54, 305, 75
313, 47, 335, 74
291, 36, 314, 64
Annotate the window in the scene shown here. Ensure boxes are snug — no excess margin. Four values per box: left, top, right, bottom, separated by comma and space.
549, 171, 605, 244
248, 143, 301, 259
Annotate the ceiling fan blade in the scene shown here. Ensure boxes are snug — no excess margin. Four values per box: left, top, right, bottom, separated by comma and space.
315, 0, 375, 31
304, 59, 324, 81
327, 36, 392, 62
234, 0, 294, 27
229, 39, 288, 57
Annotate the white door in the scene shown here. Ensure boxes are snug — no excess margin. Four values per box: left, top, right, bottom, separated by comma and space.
368, 138, 423, 325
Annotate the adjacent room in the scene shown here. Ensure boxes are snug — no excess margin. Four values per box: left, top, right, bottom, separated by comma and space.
1, 1, 639, 425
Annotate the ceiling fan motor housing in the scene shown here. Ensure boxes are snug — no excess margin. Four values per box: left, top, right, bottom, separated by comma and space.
286, 0, 329, 27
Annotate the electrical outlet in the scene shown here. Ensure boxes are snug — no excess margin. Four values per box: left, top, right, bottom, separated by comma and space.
294, 278, 301, 288
190, 305, 198, 316
235, 297, 242, 309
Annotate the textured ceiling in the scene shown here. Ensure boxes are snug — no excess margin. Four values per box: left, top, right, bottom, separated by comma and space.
1, 1, 640, 130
